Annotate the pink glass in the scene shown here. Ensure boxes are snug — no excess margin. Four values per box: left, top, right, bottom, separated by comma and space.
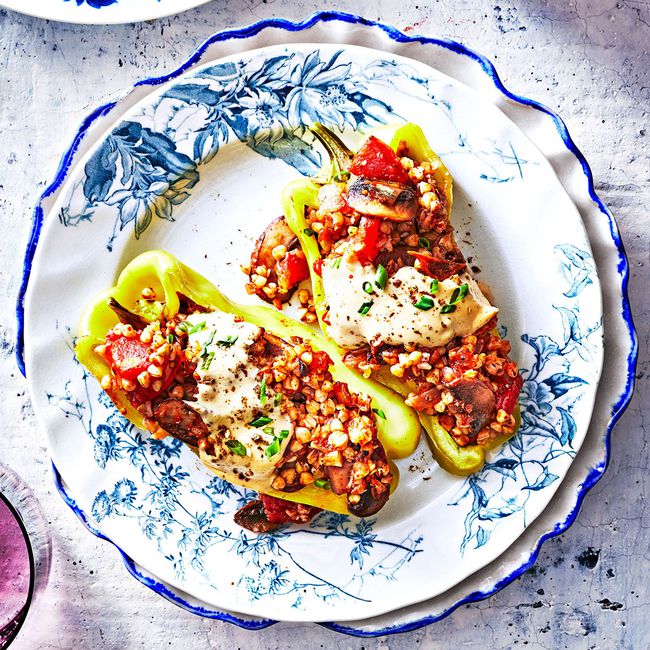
0, 495, 33, 647
0, 464, 50, 649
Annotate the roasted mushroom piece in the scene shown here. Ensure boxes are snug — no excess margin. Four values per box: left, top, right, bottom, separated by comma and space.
249, 216, 309, 304
345, 177, 419, 222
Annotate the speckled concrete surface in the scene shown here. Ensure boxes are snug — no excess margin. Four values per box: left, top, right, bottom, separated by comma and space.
0, 1, 647, 648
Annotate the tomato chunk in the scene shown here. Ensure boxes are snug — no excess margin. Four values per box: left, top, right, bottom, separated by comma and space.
349, 136, 412, 185
355, 217, 381, 265
260, 494, 321, 524
106, 333, 150, 381
495, 373, 523, 414
276, 250, 309, 293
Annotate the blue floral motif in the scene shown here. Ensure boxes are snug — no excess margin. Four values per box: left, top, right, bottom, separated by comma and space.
451, 244, 601, 553
64, 0, 118, 7
59, 49, 532, 249
46, 328, 422, 606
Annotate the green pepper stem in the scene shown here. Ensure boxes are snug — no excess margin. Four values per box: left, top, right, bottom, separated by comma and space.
310, 122, 354, 180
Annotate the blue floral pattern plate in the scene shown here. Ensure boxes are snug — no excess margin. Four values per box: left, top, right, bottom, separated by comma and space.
0, 0, 212, 25
20, 15, 636, 634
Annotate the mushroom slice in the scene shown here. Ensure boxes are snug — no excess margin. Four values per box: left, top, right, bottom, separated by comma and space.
346, 177, 419, 222
249, 216, 309, 304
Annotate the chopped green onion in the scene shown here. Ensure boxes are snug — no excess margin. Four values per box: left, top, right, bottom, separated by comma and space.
265, 439, 281, 458
372, 408, 387, 420
358, 300, 373, 315
362, 281, 373, 295
250, 415, 273, 428
200, 352, 215, 370
303, 227, 315, 237
430, 279, 439, 294
278, 429, 290, 440
226, 440, 247, 457
414, 295, 435, 310
418, 236, 431, 250
449, 283, 469, 305
314, 478, 331, 490
201, 330, 215, 359
260, 379, 267, 404
375, 264, 388, 290
441, 304, 457, 314
274, 393, 282, 406
166, 333, 175, 343
188, 321, 206, 334
217, 335, 238, 347
334, 171, 350, 182
332, 257, 342, 270
263, 426, 274, 436
176, 321, 189, 332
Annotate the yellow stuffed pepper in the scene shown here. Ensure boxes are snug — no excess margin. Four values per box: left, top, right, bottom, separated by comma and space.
75, 251, 421, 531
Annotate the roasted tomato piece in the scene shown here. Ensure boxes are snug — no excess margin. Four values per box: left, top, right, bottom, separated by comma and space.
495, 373, 524, 414
408, 251, 467, 281
105, 332, 178, 405
309, 350, 333, 374
349, 135, 412, 185
407, 386, 442, 413
354, 216, 381, 265
312, 258, 324, 277
105, 333, 150, 382
276, 249, 309, 293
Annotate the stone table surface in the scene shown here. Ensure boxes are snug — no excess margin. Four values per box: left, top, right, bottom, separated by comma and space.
0, 1, 647, 648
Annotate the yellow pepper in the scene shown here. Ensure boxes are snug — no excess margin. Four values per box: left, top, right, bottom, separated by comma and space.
75, 250, 420, 513
282, 122, 520, 476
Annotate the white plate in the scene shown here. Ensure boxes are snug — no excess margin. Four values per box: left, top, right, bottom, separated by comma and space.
19, 14, 636, 635
0, 0, 212, 25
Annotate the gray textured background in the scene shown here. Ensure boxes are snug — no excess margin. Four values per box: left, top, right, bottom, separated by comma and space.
0, 1, 647, 648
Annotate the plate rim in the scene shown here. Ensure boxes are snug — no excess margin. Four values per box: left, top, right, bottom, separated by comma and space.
0, 0, 213, 26
15, 11, 638, 637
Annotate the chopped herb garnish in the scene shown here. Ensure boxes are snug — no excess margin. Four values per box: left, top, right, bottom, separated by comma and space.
332, 257, 342, 270
375, 264, 388, 290
303, 227, 315, 237
441, 304, 457, 314
200, 331, 216, 358
449, 283, 469, 305
278, 429, 290, 440
263, 426, 274, 435
226, 440, 247, 457
250, 415, 273, 428
414, 295, 435, 310
418, 236, 431, 250
274, 392, 282, 406
362, 281, 373, 295
176, 321, 189, 332
358, 300, 373, 315
166, 333, 175, 343
372, 408, 387, 420
314, 478, 331, 490
430, 279, 439, 294
188, 321, 206, 334
200, 352, 215, 370
217, 335, 238, 347
260, 378, 267, 404
334, 171, 351, 182
265, 439, 281, 458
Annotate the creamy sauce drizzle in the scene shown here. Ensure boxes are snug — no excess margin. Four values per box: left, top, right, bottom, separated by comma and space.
185, 312, 291, 492
322, 259, 498, 349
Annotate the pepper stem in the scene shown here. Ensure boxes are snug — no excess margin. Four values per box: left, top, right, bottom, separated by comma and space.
310, 122, 354, 181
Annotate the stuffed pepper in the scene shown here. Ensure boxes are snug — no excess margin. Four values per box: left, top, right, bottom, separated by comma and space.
75, 251, 421, 532
269, 123, 523, 475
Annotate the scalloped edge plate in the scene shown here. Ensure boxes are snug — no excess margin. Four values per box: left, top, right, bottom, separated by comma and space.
0, 0, 212, 25
17, 12, 637, 636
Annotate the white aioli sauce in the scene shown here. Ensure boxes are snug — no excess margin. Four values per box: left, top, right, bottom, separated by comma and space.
322, 259, 498, 349
184, 311, 292, 492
